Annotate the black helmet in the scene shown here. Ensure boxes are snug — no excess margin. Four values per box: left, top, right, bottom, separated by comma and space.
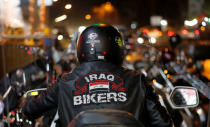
169, 34, 181, 49
77, 24, 124, 65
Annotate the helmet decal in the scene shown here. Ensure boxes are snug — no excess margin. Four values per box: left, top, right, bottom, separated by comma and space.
88, 33, 98, 40
86, 34, 100, 44
115, 36, 123, 47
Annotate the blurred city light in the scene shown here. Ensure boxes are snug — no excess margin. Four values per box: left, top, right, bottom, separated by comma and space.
149, 37, 156, 44
171, 36, 177, 42
201, 21, 206, 26
53, 0, 58, 2
137, 37, 144, 44
184, 19, 198, 26
104, 2, 113, 12
92, 2, 115, 21
150, 16, 162, 26
142, 29, 149, 34
148, 29, 162, 37
78, 26, 86, 33
151, 29, 163, 38
131, 22, 137, 29
167, 31, 175, 37
69, 34, 74, 38
131, 24, 137, 29
52, 28, 58, 34
201, 26, 205, 31
164, 69, 168, 74
85, 14, 91, 20
204, 17, 208, 22
57, 35, 63, 40
55, 15, 67, 22
194, 30, 200, 35
37, 0, 52, 6
181, 29, 188, 35
65, 4, 72, 9
196, 108, 203, 115
160, 19, 168, 26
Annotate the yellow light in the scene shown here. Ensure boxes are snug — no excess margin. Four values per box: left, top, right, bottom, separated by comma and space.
85, 14, 91, 20
201, 26, 205, 31
189, 58, 192, 63
30, 91, 39, 96
98, 24, 106, 26
65, 4, 72, 9
104, 2, 113, 12
164, 69, 168, 74
165, 48, 168, 52
202, 59, 210, 80
153, 79, 157, 83
125, 55, 132, 61
158, 31, 163, 36
167, 74, 170, 78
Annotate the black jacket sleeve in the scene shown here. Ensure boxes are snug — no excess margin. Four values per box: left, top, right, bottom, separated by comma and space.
22, 84, 58, 119
141, 76, 172, 127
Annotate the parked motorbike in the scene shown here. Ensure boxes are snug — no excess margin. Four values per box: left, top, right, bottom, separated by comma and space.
0, 41, 77, 127
125, 44, 205, 127
163, 55, 210, 127
0, 45, 55, 127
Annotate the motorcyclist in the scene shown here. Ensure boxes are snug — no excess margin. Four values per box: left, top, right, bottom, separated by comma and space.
22, 24, 172, 127
169, 34, 181, 50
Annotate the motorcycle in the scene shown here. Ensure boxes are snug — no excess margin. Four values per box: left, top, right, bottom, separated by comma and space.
164, 56, 210, 127
125, 44, 205, 127
0, 45, 56, 127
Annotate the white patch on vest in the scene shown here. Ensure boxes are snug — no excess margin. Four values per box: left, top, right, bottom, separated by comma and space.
73, 92, 127, 106
89, 74, 98, 81
107, 74, 114, 81
85, 73, 115, 82
98, 74, 106, 80
73, 73, 127, 106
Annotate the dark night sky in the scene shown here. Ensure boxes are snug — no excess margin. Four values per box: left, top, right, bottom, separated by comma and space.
49, 0, 189, 29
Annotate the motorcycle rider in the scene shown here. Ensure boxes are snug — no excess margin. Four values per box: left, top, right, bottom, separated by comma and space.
22, 24, 172, 127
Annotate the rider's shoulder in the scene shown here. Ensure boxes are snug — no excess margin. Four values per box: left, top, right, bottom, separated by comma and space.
60, 72, 72, 82
123, 67, 142, 76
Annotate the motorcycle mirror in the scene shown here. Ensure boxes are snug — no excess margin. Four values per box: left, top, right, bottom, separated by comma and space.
25, 88, 47, 97
169, 86, 199, 109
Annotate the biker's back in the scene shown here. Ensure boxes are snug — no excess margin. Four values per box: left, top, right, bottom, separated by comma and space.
23, 24, 171, 127
58, 60, 146, 126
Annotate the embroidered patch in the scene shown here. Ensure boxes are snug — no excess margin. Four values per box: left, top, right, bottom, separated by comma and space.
86, 33, 100, 45
88, 33, 98, 40
115, 36, 123, 47
73, 72, 127, 106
